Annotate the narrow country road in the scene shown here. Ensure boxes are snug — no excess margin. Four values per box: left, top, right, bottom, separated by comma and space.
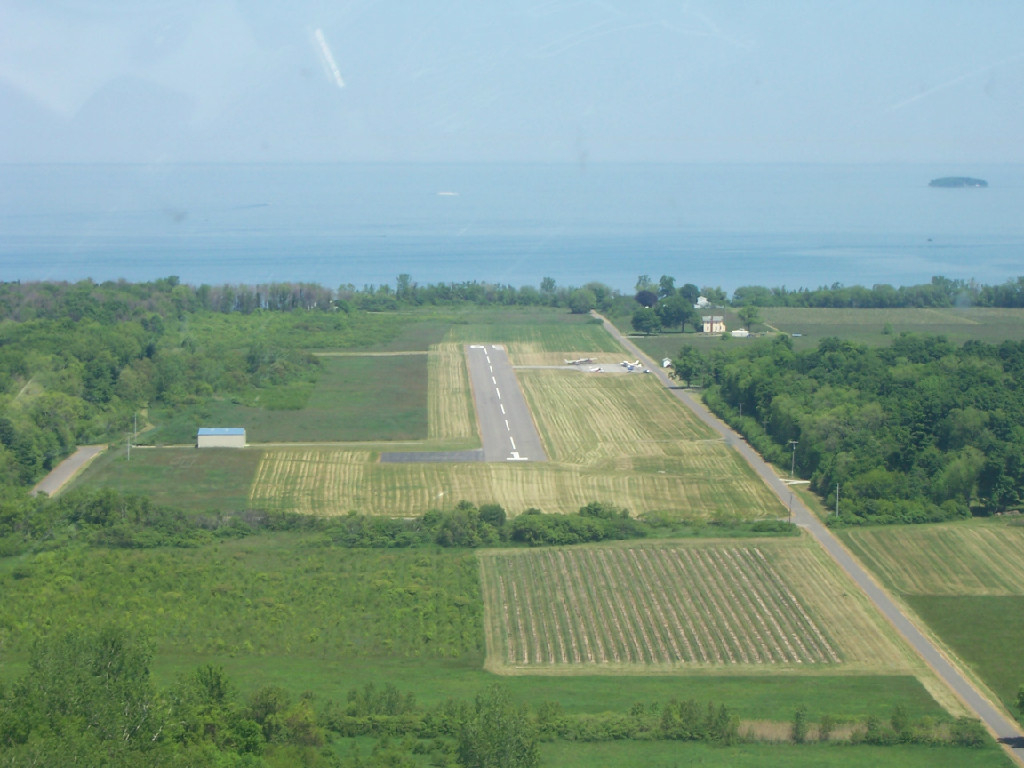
31, 444, 107, 497
594, 313, 1024, 764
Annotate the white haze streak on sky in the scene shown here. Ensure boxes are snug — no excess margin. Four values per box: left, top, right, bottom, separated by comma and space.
314, 28, 345, 89
885, 52, 1024, 112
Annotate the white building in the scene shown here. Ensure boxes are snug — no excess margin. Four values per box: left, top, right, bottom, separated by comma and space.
702, 315, 725, 334
694, 296, 711, 309
731, 329, 750, 338
197, 427, 246, 448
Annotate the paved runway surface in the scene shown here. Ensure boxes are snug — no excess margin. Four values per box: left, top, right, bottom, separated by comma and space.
596, 313, 1024, 764
465, 344, 547, 462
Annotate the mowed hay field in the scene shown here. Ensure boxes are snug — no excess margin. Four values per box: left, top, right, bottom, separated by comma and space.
760, 307, 1024, 347
842, 522, 1024, 597
249, 330, 784, 517
842, 521, 1024, 714
478, 538, 929, 681
428, 341, 477, 443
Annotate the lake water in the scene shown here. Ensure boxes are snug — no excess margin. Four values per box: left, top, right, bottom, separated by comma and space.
2, 162, 1023, 294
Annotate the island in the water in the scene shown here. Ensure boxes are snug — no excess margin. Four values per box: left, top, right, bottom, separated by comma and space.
929, 176, 988, 188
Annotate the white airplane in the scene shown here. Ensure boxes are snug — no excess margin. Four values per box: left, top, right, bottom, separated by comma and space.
564, 357, 594, 365
589, 366, 603, 372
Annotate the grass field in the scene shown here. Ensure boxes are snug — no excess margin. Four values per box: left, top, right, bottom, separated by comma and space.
841, 520, 1024, 717
842, 521, 1024, 597
616, 307, 1024, 361
76, 445, 261, 509
247, 449, 779, 518
479, 538, 923, 681
141, 354, 429, 444
761, 307, 1024, 348
0, 535, 483, 662
428, 342, 477, 443
0, 532, 962, 724
907, 595, 1024, 713
444, 314, 623, 365
539, 740, 1013, 767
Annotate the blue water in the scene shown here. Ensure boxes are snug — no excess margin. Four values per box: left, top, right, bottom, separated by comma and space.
2, 163, 1023, 293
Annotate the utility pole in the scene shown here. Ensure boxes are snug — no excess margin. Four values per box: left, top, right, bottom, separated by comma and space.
788, 440, 798, 478
126, 432, 131, 462
835, 483, 840, 519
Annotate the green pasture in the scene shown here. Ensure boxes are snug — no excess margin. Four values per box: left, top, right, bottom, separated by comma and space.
760, 307, 1024, 348
906, 595, 1024, 717
616, 307, 1024, 361
445, 312, 621, 354
0, 535, 483, 664
0, 533, 955, 723
144, 654, 945, 724
140, 354, 429, 444
76, 445, 260, 509
539, 740, 1013, 768
840, 520, 1024, 721
177, 306, 428, 351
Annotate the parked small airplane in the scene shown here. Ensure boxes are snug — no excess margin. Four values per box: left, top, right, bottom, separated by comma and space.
564, 357, 594, 365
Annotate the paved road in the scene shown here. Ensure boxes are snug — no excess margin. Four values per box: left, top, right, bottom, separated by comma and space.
595, 314, 1024, 764
465, 344, 546, 462
31, 444, 107, 496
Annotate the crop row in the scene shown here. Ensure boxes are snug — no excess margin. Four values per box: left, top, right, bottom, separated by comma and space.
480, 544, 841, 669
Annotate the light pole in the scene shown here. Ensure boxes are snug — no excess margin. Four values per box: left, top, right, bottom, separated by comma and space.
788, 440, 798, 478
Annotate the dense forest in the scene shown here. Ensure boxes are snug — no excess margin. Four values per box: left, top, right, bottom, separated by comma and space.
680, 333, 1024, 524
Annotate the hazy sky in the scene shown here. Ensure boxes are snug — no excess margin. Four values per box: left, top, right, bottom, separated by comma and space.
2, 1, 1023, 163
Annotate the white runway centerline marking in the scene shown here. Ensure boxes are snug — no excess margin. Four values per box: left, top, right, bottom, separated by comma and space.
510, 437, 517, 450
505, 419, 510, 431
495, 388, 501, 399
500, 403, 506, 415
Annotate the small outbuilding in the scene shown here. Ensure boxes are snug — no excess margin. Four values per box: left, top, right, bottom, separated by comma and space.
731, 329, 750, 338
702, 315, 726, 334
197, 427, 246, 448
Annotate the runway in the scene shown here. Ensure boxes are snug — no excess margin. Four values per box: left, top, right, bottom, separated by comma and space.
465, 344, 547, 462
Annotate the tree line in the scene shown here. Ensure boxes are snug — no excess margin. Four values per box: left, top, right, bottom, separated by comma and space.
730, 275, 1024, 309
0, 624, 991, 767
0, 490, 796, 557
675, 333, 1024, 524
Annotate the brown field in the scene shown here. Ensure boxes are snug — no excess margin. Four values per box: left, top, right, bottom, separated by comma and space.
478, 538, 923, 677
